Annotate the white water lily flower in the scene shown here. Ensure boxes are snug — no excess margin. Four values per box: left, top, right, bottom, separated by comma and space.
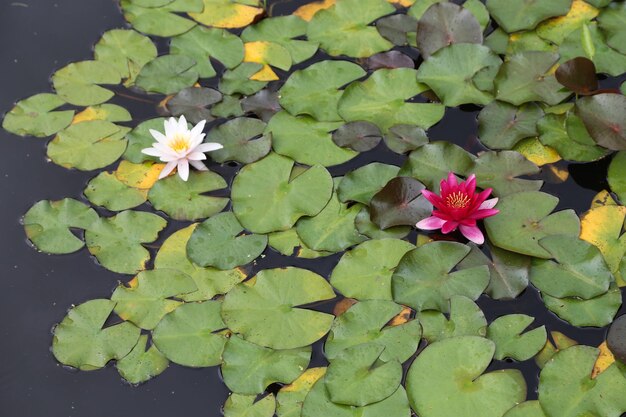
141, 115, 223, 181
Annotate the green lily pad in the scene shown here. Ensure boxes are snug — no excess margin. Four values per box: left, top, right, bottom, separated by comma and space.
221, 267, 336, 349
560, 23, 626, 77
486, 0, 572, 33
598, 2, 626, 54
170, 26, 244, 78
2, 93, 74, 137
85, 210, 167, 274
355, 207, 412, 240
415, 3, 483, 59
219, 63, 268, 96
399, 142, 475, 190
206, 117, 271, 164
85, 172, 148, 211
120, 0, 198, 37
47, 121, 129, 171
267, 112, 356, 167
186, 212, 267, 270
503, 401, 547, 417
241, 90, 280, 122
487, 314, 547, 361
116, 334, 169, 385
23, 199, 98, 254
542, 283, 622, 327
187, 0, 263, 29
538, 113, 610, 162
369, 177, 432, 229
330, 239, 415, 301
279, 60, 366, 122
325, 343, 402, 406
332, 122, 382, 152
154, 225, 247, 302
221, 335, 311, 395
267, 228, 332, 259
338, 163, 400, 205
538, 345, 626, 417
231, 153, 333, 234
277, 368, 327, 417
417, 43, 501, 106
406, 336, 527, 417
495, 51, 571, 106
338, 68, 445, 132
477, 101, 544, 150
211, 94, 244, 117
135, 55, 198, 95
165, 87, 222, 124
472, 150, 543, 197
147, 171, 228, 221
458, 244, 531, 300
307, 0, 395, 58
325, 300, 422, 363
152, 300, 227, 367
575, 93, 626, 151
94, 29, 157, 83
123, 118, 168, 163
224, 394, 275, 417
111, 269, 197, 330
383, 124, 429, 154
418, 295, 487, 343
530, 235, 613, 299
52, 60, 121, 106
52, 299, 140, 370
608, 151, 626, 203
484, 191, 580, 258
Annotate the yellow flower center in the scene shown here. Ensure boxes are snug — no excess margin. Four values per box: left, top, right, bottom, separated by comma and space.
445, 191, 471, 209
169, 134, 190, 153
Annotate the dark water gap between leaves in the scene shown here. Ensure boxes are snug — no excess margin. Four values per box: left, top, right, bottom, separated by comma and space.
1, 0, 626, 417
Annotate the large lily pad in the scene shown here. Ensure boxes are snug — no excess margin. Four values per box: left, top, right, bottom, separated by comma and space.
120, 0, 198, 37
369, 177, 432, 229
542, 283, 622, 327
486, 0, 572, 33
135, 55, 198, 95
224, 394, 275, 417
477, 101, 544, 150
85, 172, 148, 211
487, 314, 547, 361
392, 241, 490, 312
52, 299, 140, 370
221, 267, 336, 349
188, 0, 263, 29
52, 60, 121, 106
406, 336, 527, 417
575, 93, 626, 151
472, 150, 542, 197
94, 29, 157, 83
337, 163, 400, 205
165, 87, 222, 124
2, 94, 74, 138
598, 2, 626, 54
231, 153, 333, 234
206, 117, 271, 164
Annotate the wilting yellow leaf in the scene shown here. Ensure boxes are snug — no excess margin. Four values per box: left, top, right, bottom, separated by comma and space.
251, 64, 279, 81
580, 205, 626, 274
513, 137, 561, 166
387, 0, 416, 6
281, 367, 327, 393
293, 0, 335, 21
243, 41, 291, 81
189, 0, 264, 29
333, 298, 357, 316
389, 305, 413, 326
72, 107, 103, 124
544, 164, 569, 183
127, 276, 140, 289
115, 161, 165, 190
592, 341, 616, 379
536, 0, 598, 45
590, 190, 618, 209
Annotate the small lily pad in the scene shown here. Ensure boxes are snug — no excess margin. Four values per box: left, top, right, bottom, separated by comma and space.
418, 295, 487, 343
472, 150, 542, 196
332, 122, 382, 152
383, 125, 429, 154
608, 151, 626, 203
555, 57, 598, 94
369, 177, 432, 229
277, 368, 327, 417
486, 0, 572, 33
206, 117, 271, 164
337, 163, 400, 205
85, 172, 148, 211
94, 29, 157, 83
487, 314, 547, 361
52, 60, 121, 106
477, 101, 544, 150
2, 93, 74, 137
135, 55, 198, 95
166, 87, 222, 124
575, 93, 626, 151
116, 334, 169, 385
224, 394, 275, 417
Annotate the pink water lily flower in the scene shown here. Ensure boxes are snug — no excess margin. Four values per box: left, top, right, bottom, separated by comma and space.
416, 173, 499, 245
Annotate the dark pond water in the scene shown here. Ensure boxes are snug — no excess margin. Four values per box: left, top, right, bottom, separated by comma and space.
1, 1, 625, 417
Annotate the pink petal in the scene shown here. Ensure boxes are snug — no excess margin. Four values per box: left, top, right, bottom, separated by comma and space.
465, 174, 476, 195
159, 161, 177, 179
459, 225, 485, 244
177, 159, 190, 181
441, 221, 459, 234
479, 198, 499, 210
473, 188, 493, 207
416, 216, 446, 230
421, 189, 440, 205
446, 172, 458, 188
469, 208, 499, 220
190, 160, 208, 171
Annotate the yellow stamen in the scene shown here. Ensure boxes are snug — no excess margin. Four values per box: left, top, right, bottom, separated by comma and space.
445, 191, 471, 209
169, 134, 190, 153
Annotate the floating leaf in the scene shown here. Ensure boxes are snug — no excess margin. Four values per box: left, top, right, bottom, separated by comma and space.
535, 331, 579, 369
337, 163, 400, 205
277, 368, 327, 417
484, 191, 580, 258
85, 172, 148, 211
487, 314, 547, 361
416, 3, 483, 59
369, 177, 432, 229
542, 283, 622, 327
52, 299, 140, 370
279, 60, 366, 122
243, 41, 292, 81
579, 205, 626, 275
187, 212, 267, 270
23, 199, 98, 254
116, 334, 169, 385
536, 0, 599, 45
607, 315, 626, 363
219, 63, 268, 96
538, 345, 626, 417
477, 101, 544, 150
598, 2, 626, 54
52, 60, 121, 106
221, 267, 336, 349
267, 112, 355, 167
188, 0, 263, 29
85, 211, 167, 274
338, 68, 445, 132
392, 241, 490, 312
169, 26, 244, 78
211, 95, 244, 118
94, 29, 157, 83
486, 0, 572, 33
221, 335, 311, 395
72, 104, 132, 124
575, 93, 626, 151
513, 137, 562, 166
224, 394, 275, 417
325, 343, 402, 406
418, 295, 487, 343
267, 228, 332, 259
307, 0, 395, 58
120, 0, 198, 37
555, 57, 598, 94
560, 23, 626, 76
241, 90, 280, 122
538, 113, 610, 162
154, 225, 247, 301
332, 122, 382, 152
355, 207, 412, 240
383, 125, 428, 154
472, 150, 542, 197
123, 118, 169, 163
166, 87, 222, 124
293, 0, 336, 21
376, 14, 418, 46
406, 336, 526, 417
330, 239, 414, 301
232, 153, 333, 234
503, 401, 547, 417
152, 300, 227, 367
2, 93, 74, 137
111, 269, 197, 330
592, 341, 616, 378
135, 55, 198, 95
206, 117, 271, 164
608, 151, 626, 203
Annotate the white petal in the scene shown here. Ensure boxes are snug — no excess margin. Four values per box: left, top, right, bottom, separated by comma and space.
149, 129, 168, 144
153, 142, 179, 159
177, 159, 190, 181
164, 117, 177, 138
196, 142, 224, 153
190, 160, 209, 171
158, 155, 180, 162
186, 152, 207, 161
141, 147, 162, 157
190, 119, 206, 138
178, 115, 188, 132
159, 161, 177, 179
479, 198, 499, 210
190, 132, 206, 148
